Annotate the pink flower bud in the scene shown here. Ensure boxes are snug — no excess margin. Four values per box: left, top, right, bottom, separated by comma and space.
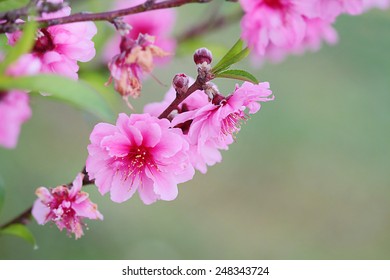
193, 48, 212, 65
173, 73, 189, 94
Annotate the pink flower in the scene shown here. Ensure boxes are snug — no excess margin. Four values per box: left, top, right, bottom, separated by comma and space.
0, 90, 32, 149
239, 0, 340, 61
32, 173, 103, 239
172, 82, 274, 172
145, 81, 274, 173
107, 35, 169, 107
86, 113, 194, 204
175, 81, 274, 142
7, 1, 97, 79
239, 0, 308, 58
103, 0, 176, 64
295, 18, 338, 53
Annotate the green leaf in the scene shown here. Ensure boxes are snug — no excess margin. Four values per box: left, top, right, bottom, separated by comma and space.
212, 47, 250, 74
0, 20, 37, 74
0, 75, 115, 122
211, 39, 250, 74
0, 0, 29, 12
212, 39, 244, 71
0, 177, 4, 215
215, 69, 259, 84
1, 223, 38, 249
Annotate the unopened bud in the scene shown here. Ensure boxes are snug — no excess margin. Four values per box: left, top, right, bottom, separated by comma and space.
173, 73, 189, 95
193, 48, 213, 65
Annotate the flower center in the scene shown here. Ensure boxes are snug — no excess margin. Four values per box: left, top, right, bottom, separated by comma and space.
33, 29, 55, 53
49, 189, 76, 222
263, 0, 283, 9
127, 147, 157, 173
221, 111, 247, 136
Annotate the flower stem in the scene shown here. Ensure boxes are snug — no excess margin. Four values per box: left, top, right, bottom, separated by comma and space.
158, 77, 204, 119
0, 207, 32, 229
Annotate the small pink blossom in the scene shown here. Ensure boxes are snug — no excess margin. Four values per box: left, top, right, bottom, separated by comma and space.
32, 173, 103, 239
7, 0, 97, 79
174, 82, 274, 142
103, 0, 176, 64
0, 90, 32, 149
107, 35, 169, 107
86, 113, 194, 204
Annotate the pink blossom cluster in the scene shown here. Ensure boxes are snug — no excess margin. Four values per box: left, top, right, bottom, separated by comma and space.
1, 0, 97, 149
7, 0, 97, 79
239, 0, 390, 62
86, 80, 274, 205
32, 173, 103, 239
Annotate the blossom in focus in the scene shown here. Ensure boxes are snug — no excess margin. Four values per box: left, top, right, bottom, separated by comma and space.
6, 0, 97, 79
172, 82, 274, 172
103, 0, 176, 64
86, 113, 194, 205
32, 173, 103, 239
145, 80, 274, 173
0, 91, 32, 149
107, 35, 169, 107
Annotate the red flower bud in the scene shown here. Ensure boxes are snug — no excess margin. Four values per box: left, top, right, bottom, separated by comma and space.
193, 48, 213, 65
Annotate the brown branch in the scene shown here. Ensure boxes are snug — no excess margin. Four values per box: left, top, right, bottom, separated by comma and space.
0, 0, 38, 20
0, 0, 213, 34
0, 206, 33, 229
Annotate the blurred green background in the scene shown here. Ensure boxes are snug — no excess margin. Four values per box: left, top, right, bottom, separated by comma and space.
1, 1, 390, 259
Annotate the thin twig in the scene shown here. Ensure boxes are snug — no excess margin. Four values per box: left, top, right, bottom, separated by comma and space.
158, 76, 204, 119
0, 0, 213, 34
